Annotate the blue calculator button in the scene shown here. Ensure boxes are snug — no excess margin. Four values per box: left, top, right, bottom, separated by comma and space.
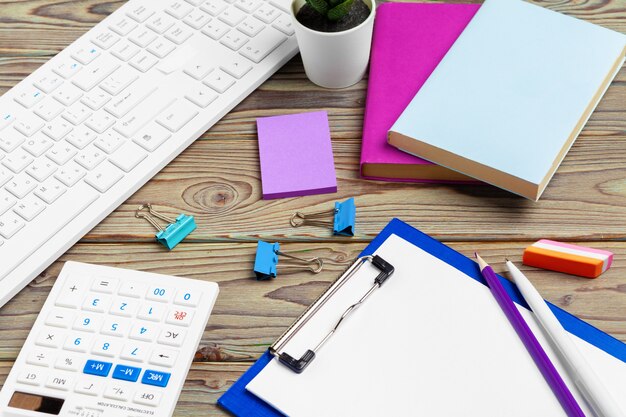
112, 364, 142, 382
83, 360, 112, 377
141, 369, 171, 387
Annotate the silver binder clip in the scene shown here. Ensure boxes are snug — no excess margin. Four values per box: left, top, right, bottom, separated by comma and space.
135, 203, 196, 250
290, 197, 356, 236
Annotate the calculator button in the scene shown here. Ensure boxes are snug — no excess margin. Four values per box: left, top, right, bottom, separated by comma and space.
91, 276, 119, 293
26, 349, 54, 367
148, 348, 177, 368
129, 324, 157, 342
75, 377, 104, 396
18, 369, 45, 386
46, 374, 74, 391
65, 334, 92, 352
112, 364, 142, 382
141, 369, 171, 388
82, 293, 112, 313
174, 289, 201, 307
157, 327, 186, 347
118, 281, 146, 298
72, 314, 101, 333
146, 285, 173, 302
120, 343, 148, 362
92, 338, 122, 357
104, 384, 132, 401
36, 330, 65, 348
137, 303, 166, 322
101, 318, 129, 337
83, 359, 112, 377
56, 277, 87, 308
109, 297, 139, 317
45, 308, 75, 328
165, 308, 194, 327
134, 389, 162, 407
55, 353, 81, 371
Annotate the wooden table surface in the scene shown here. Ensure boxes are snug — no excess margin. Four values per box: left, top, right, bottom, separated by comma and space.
1, 0, 626, 415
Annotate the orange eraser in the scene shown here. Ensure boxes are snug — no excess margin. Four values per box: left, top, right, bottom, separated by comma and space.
523, 240, 613, 278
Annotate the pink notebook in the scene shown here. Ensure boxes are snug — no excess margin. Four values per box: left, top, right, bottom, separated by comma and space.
360, 2, 480, 182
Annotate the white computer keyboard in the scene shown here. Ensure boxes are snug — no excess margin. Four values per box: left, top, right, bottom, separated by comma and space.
0, 261, 219, 417
0, 0, 297, 307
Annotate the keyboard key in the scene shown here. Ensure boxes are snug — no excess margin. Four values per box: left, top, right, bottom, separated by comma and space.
72, 55, 121, 91
0, 211, 25, 238
201, 18, 229, 39
0, 131, 25, 152
14, 86, 45, 108
92, 277, 119, 293
55, 353, 81, 371
203, 70, 235, 93
45, 308, 75, 328
234, 0, 262, 13
269, 0, 290, 12
113, 364, 142, 382
183, 58, 215, 80
134, 389, 162, 407
157, 327, 186, 346
83, 359, 112, 377
109, 16, 138, 36
118, 281, 146, 298
220, 55, 252, 78
174, 289, 201, 306
3, 148, 34, 173
84, 161, 124, 192
101, 318, 129, 337
0, 191, 17, 215
156, 100, 198, 132
254, 3, 280, 23
137, 303, 166, 322
94, 131, 124, 154
75, 378, 104, 396
165, 308, 194, 326
63, 102, 93, 125
200, 0, 228, 16
0, 113, 15, 133
110, 297, 139, 317
133, 123, 171, 151
54, 161, 86, 187
92, 30, 120, 50
272, 14, 294, 36
13, 194, 46, 221
36, 329, 65, 348
92, 337, 122, 357
146, 13, 176, 34
149, 348, 178, 368
27, 159, 57, 182
126, 5, 155, 23
71, 45, 101, 65
23, 134, 53, 157
129, 324, 157, 342
120, 343, 148, 362
105, 80, 157, 118
104, 384, 132, 401
5, 173, 37, 198
129, 28, 158, 48
74, 143, 108, 171
183, 10, 212, 29
66, 125, 97, 149
53, 60, 83, 79
238, 16, 265, 37
55, 277, 87, 309
53, 83, 84, 106
165, 1, 193, 20
129, 51, 159, 72
18, 370, 45, 386
141, 369, 171, 387
65, 334, 92, 352
82, 293, 111, 313
239, 26, 286, 63
81, 90, 111, 111
34, 72, 64, 94
33, 98, 65, 122
47, 142, 78, 165
164, 24, 193, 44
146, 285, 173, 302
147, 38, 176, 59
185, 0, 204, 5
184, 85, 218, 108
14, 113, 45, 137
85, 111, 116, 134
111, 40, 140, 62
34, 177, 66, 204
26, 349, 55, 367
220, 29, 249, 50
100, 68, 139, 96
72, 314, 102, 333
109, 142, 147, 172
220, 6, 246, 26
42, 118, 73, 141
46, 374, 74, 391
114, 91, 174, 138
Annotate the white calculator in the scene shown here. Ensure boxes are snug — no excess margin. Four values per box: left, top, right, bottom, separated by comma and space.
0, 261, 219, 417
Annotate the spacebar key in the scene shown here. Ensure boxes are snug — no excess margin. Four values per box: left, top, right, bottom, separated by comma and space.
113, 90, 176, 138
0, 181, 99, 281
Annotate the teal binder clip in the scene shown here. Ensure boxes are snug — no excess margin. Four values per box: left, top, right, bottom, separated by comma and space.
253, 241, 323, 280
290, 197, 356, 236
135, 203, 196, 250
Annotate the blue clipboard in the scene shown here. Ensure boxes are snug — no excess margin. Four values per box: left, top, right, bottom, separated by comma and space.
218, 218, 626, 416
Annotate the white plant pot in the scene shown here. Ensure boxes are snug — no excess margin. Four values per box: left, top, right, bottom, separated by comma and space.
290, 0, 376, 89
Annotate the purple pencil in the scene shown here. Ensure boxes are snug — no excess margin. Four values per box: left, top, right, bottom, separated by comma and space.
475, 253, 585, 417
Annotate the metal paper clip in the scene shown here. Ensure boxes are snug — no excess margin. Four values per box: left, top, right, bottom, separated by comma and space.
290, 197, 356, 236
135, 203, 196, 250
253, 241, 323, 280
270, 254, 394, 373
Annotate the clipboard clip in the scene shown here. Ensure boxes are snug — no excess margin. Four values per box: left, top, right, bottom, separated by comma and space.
253, 241, 324, 280
290, 198, 356, 236
270, 254, 394, 373
135, 203, 197, 250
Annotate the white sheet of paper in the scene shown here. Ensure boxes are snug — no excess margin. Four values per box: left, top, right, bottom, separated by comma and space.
247, 234, 626, 417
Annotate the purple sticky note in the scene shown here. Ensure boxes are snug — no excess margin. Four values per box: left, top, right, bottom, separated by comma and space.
257, 111, 337, 200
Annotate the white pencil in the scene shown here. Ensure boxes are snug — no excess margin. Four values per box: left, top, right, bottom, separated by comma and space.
505, 259, 624, 417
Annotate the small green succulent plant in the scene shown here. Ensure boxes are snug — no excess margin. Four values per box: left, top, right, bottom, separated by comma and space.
305, 0, 355, 21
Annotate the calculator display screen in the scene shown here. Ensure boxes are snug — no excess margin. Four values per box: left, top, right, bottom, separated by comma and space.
8, 391, 64, 414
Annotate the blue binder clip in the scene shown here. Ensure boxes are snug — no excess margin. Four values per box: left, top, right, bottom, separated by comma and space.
253, 241, 323, 280
135, 203, 196, 250
290, 197, 356, 236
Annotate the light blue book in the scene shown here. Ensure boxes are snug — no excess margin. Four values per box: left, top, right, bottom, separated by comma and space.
388, 0, 626, 200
